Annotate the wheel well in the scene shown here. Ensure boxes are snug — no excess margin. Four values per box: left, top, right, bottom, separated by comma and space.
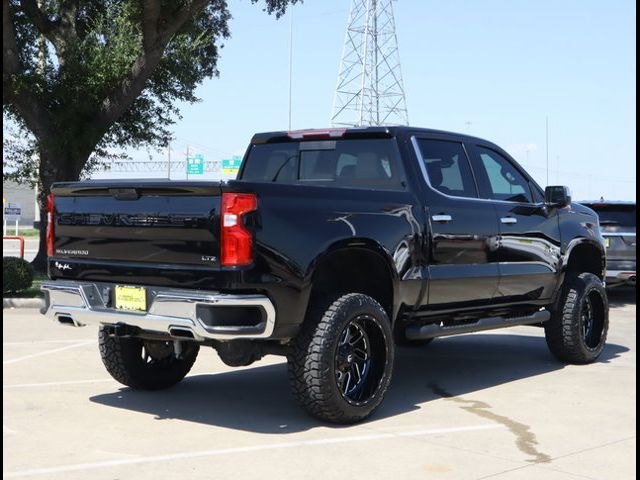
566, 243, 604, 280
308, 248, 394, 320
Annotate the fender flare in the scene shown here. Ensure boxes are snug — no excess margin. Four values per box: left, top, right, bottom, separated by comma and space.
304, 237, 402, 321
551, 237, 606, 308
561, 237, 606, 275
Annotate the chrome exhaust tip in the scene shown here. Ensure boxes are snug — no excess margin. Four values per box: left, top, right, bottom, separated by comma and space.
55, 314, 85, 327
169, 327, 196, 339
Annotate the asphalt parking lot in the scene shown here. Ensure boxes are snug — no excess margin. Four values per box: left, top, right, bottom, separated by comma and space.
3, 288, 636, 480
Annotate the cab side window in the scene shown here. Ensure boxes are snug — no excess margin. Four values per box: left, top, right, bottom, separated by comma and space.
475, 147, 533, 203
416, 139, 478, 198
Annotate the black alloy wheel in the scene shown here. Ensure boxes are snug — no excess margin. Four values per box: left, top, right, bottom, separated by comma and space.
335, 315, 387, 405
544, 272, 609, 364
581, 290, 606, 350
288, 293, 395, 423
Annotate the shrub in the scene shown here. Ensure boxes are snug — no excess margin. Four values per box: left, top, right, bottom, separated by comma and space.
3, 257, 34, 294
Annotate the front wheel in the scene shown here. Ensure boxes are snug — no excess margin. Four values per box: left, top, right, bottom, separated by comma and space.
544, 272, 609, 364
99, 328, 199, 390
288, 293, 395, 424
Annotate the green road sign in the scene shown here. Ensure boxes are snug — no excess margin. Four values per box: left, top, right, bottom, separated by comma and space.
222, 155, 242, 174
187, 154, 204, 175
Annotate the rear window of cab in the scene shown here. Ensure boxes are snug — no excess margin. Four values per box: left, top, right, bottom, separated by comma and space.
240, 139, 407, 190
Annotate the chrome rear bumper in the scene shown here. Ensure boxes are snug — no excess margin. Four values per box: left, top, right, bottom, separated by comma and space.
40, 280, 276, 341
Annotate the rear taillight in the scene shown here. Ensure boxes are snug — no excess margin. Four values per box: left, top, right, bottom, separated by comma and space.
220, 193, 257, 266
46, 193, 55, 257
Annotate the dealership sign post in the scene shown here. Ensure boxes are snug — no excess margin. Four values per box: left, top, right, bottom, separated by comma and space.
3, 200, 22, 235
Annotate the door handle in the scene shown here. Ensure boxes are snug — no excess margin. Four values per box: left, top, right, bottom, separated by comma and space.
432, 214, 452, 223
500, 217, 518, 224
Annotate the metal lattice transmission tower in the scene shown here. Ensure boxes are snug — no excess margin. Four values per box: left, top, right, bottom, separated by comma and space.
331, 0, 409, 127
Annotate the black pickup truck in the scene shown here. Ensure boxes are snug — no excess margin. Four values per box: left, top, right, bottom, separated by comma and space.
42, 127, 609, 423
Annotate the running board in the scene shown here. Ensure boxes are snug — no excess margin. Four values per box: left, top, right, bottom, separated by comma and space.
404, 310, 551, 341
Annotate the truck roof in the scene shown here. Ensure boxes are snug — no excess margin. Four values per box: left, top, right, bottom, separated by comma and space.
250, 126, 493, 145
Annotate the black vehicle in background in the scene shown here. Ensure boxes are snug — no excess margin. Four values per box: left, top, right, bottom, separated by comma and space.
578, 200, 636, 287
41, 127, 609, 423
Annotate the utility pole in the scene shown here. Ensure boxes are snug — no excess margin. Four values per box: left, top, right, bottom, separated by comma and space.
288, 8, 293, 130
545, 116, 549, 186
185, 145, 190, 181
331, 0, 409, 127
167, 140, 171, 180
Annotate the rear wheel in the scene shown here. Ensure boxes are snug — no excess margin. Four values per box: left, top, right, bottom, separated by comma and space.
288, 293, 394, 423
99, 328, 199, 390
544, 272, 609, 364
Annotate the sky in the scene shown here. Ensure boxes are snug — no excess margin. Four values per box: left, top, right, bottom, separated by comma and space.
95, 0, 636, 201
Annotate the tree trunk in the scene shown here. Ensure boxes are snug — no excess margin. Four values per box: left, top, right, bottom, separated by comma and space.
30, 145, 83, 273
31, 180, 53, 273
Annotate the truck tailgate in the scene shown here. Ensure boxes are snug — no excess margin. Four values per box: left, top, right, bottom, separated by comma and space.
51, 181, 223, 270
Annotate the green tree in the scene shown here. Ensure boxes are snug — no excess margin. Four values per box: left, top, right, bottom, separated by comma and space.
3, 0, 297, 270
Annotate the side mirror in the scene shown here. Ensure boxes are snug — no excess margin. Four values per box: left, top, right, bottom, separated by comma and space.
545, 185, 572, 208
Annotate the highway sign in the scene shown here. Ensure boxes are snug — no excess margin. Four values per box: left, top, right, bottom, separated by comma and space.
222, 155, 242, 175
187, 154, 204, 175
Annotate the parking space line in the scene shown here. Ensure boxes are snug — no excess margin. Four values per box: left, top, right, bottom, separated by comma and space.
2, 424, 504, 478
3, 379, 114, 389
3, 341, 96, 365
3, 339, 96, 346
1, 369, 259, 389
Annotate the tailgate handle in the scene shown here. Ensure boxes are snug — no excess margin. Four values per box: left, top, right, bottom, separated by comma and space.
109, 188, 140, 200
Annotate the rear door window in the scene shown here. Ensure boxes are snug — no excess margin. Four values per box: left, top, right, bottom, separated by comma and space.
240, 139, 406, 190
415, 139, 478, 198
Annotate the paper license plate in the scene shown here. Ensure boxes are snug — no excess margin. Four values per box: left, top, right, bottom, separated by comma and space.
115, 285, 147, 312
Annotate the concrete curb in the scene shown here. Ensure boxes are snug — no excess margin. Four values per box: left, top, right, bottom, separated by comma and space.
3, 297, 45, 309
